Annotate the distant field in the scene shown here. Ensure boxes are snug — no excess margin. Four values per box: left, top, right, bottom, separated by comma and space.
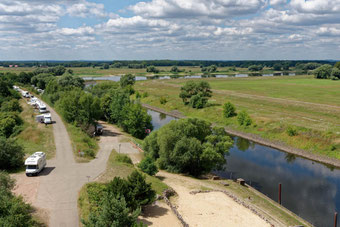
135, 75, 340, 159
1, 66, 284, 77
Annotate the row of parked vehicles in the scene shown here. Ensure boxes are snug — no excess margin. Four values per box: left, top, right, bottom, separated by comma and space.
13, 86, 48, 176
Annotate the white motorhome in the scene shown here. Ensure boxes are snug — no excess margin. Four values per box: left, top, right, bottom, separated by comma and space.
25, 152, 46, 176
43, 113, 52, 124
37, 102, 48, 113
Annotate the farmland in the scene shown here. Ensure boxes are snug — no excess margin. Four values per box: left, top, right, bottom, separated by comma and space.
134, 75, 340, 159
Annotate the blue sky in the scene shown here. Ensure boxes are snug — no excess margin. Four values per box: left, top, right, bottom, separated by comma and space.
0, 0, 340, 60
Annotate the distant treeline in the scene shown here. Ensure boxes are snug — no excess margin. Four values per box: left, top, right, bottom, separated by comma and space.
0, 60, 336, 68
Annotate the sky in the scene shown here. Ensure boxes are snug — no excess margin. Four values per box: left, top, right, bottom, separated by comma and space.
0, 0, 340, 60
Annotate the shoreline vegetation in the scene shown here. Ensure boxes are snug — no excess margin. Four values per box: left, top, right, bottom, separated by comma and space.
142, 103, 340, 168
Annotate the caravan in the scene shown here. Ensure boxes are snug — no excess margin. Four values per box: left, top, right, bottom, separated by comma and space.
37, 102, 48, 113
25, 152, 46, 176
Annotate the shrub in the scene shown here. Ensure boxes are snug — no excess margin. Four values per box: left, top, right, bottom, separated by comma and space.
159, 96, 167, 105
84, 149, 95, 158
138, 156, 158, 176
135, 91, 141, 99
142, 92, 148, 98
286, 127, 298, 136
223, 102, 237, 118
0, 137, 24, 170
179, 81, 212, 108
237, 110, 252, 126
115, 154, 133, 165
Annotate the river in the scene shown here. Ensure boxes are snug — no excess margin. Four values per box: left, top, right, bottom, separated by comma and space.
147, 109, 339, 227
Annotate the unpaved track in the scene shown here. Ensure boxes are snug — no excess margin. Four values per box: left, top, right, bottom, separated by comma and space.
19, 103, 112, 227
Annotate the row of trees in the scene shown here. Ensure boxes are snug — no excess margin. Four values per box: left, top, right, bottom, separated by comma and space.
1, 60, 334, 68
314, 62, 340, 80
83, 170, 155, 226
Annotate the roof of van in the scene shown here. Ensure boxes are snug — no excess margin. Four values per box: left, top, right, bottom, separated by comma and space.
24, 152, 46, 165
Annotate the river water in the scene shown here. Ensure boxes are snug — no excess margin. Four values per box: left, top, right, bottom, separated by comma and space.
147, 109, 339, 227
83, 72, 296, 82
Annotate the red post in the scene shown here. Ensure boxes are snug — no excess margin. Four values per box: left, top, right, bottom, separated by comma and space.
334, 212, 338, 227
278, 183, 282, 205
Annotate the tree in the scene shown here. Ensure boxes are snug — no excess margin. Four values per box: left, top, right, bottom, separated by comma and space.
101, 89, 130, 124
170, 66, 179, 73
334, 62, 340, 70
1, 99, 22, 112
0, 137, 24, 170
0, 112, 23, 138
314, 64, 332, 79
331, 67, 340, 80
273, 63, 282, 71
146, 66, 159, 73
237, 110, 252, 126
179, 81, 212, 108
223, 102, 236, 118
58, 75, 85, 89
103, 63, 110, 69
127, 170, 156, 209
144, 118, 232, 176
121, 103, 153, 139
120, 74, 136, 88
248, 65, 263, 71
138, 156, 158, 176
85, 195, 140, 227
87, 81, 119, 98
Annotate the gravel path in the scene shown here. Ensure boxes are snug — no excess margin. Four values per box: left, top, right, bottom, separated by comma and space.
13, 102, 113, 227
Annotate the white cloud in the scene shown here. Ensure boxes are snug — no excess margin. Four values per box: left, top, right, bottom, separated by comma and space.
129, 0, 267, 19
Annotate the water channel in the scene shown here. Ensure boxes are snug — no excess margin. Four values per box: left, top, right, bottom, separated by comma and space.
83, 72, 296, 82
147, 109, 340, 227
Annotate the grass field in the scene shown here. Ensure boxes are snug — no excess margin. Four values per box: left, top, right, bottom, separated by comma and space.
1, 66, 287, 77
16, 99, 56, 159
135, 75, 340, 159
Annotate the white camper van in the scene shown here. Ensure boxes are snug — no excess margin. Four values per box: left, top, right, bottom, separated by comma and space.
38, 102, 48, 113
43, 113, 52, 124
25, 152, 46, 176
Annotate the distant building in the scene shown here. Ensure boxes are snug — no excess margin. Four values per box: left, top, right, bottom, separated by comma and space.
9, 65, 13, 67
14, 65, 18, 68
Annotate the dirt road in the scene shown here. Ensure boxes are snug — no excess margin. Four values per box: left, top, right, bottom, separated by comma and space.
13, 103, 113, 227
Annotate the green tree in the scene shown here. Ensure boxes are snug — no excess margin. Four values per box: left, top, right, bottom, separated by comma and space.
120, 74, 135, 88
85, 195, 140, 227
138, 156, 158, 176
314, 64, 332, 79
1, 99, 22, 112
273, 63, 282, 71
121, 103, 153, 139
223, 102, 236, 118
127, 170, 156, 209
170, 66, 179, 73
86, 81, 119, 98
237, 110, 252, 126
0, 112, 23, 138
248, 65, 263, 71
179, 81, 212, 108
103, 63, 110, 69
334, 62, 340, 70
331, 67, 340, 80
143, 131, 160, 159
146, 66, 159, 73
101, 89, 130, 124
0, 137, 24, 170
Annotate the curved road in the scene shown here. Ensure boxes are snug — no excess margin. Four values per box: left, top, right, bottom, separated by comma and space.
32, 103, 112, 227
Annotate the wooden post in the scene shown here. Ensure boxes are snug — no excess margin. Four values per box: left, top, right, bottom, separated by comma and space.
334, 212, 338, 227
278, 183, 282, 205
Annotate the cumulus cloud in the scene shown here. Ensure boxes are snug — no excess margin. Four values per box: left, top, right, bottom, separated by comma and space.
0, 0, 340, 60
129, 0, 267, 19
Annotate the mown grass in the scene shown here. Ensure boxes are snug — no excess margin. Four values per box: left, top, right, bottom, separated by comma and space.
134, 75, 340, 159
78, 149, 169, 223
16, 99, 55, 159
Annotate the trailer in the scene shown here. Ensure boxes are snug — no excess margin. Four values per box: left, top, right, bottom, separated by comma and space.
35, 114, 52, 124
25, 152, 46, 176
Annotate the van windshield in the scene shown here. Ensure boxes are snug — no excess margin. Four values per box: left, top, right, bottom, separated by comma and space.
40, 107, 46, 110
26, 165, 37, 169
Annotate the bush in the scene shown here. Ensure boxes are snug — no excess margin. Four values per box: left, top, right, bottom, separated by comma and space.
138, 156, 158, 176
0, 137, 24, 170
286, 127, 298, 136
142, 92, 148, 98
223, 102, 237, 118
179, 81, 212, 108
115, 154, 133, 165
159, 96, 167, 105
237, 110, 252, 126
84, 149, 95, 158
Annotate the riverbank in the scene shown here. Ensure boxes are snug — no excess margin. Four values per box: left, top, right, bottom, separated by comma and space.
142, 103, 340, 168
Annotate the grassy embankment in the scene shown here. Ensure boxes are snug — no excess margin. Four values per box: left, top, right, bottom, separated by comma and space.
16, 99, 55, 159
78, 149, 168, 223
135, 75, 340, 160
